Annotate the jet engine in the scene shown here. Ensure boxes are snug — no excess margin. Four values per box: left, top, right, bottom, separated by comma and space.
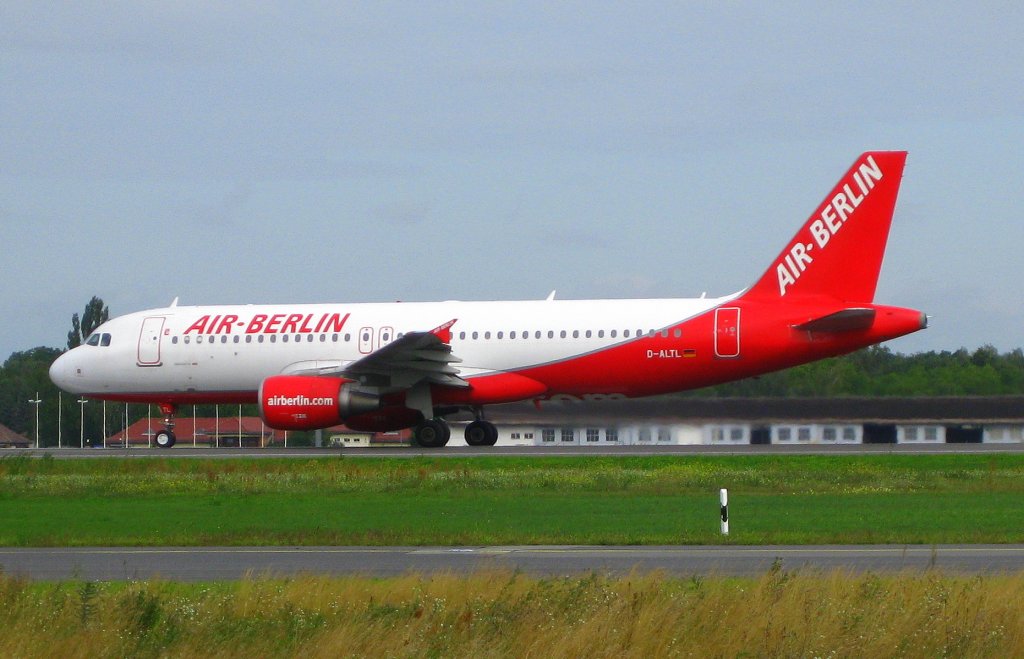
259, 375, 381, 430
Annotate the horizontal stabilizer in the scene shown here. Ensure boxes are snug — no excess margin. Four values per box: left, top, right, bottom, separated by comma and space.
793, 308, 876, 333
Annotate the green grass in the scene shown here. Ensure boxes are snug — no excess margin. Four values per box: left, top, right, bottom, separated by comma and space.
1, 454, 1023, 545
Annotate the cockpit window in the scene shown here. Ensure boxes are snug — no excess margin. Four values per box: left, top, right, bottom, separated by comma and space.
100, 333, 111, 347
86, 334, 101, 346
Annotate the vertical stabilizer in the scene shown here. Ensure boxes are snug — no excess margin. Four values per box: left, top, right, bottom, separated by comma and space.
744, 151, 907, 303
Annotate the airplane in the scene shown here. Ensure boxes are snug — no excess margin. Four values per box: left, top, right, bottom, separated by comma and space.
49, 151, 926, 448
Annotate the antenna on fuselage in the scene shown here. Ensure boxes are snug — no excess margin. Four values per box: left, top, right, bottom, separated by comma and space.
169, 296, 179, 308
546, 290, 556, 301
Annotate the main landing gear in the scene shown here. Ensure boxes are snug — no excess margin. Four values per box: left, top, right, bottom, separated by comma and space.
412, 418, 451, 448
411, 410, 499, 448
154, 402, 177, 449
464, 419, 498, 446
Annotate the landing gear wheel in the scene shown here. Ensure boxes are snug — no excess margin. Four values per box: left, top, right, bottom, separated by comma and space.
413, 419, 451, 448
465, 420, 498, 446
155, 429, 177, 449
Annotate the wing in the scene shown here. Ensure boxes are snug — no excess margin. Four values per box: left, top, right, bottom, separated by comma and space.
281, 319, 467, 390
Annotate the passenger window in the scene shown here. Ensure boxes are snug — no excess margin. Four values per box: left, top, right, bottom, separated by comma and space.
172, 336, 179, 345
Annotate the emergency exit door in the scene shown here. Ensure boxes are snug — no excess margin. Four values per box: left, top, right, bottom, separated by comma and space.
137, 316, 165, 366
714, 307, 740, 358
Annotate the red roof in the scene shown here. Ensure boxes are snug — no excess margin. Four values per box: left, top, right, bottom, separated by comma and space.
108, 417, 283, 443
0, 422, 31, 447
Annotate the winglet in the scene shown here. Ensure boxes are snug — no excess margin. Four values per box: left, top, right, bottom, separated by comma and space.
429, 319, 458, 344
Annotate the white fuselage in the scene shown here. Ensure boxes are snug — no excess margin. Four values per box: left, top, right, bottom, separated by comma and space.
50, 296, 733, 400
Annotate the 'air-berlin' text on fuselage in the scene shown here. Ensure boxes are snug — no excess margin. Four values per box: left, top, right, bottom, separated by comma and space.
183, 312, 350, 335
776, 156, 884, 296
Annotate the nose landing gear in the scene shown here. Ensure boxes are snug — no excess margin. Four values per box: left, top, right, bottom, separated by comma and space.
154, 402, 177, 448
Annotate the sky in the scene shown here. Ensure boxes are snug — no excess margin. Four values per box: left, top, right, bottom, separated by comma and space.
2, 2, 1022, 358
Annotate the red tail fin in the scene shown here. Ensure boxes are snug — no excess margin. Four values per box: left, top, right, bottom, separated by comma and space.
744, 151, 907, 303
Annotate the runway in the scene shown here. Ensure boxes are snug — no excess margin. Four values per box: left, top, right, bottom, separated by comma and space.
9, 443, 1024, 459
3, 545, 1024, 581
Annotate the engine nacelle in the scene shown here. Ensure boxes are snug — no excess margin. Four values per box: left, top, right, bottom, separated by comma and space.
259, 375, 381, 430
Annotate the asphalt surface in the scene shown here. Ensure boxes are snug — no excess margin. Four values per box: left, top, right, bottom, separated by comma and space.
7, 443, 1024, 458
3, 545, 1024, 581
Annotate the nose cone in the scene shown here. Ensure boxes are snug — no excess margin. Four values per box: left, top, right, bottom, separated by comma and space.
49, 351, 76, 392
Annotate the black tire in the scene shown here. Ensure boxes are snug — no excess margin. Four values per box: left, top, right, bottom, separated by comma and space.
465, 420, 498, 446
413, 419, 451, 448
155, 429, 176, 449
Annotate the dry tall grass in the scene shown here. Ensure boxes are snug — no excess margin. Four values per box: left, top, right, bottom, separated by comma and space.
1, 567, 1022, 658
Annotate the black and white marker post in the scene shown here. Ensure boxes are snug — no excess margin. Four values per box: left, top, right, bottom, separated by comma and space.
720, 488, 729, 535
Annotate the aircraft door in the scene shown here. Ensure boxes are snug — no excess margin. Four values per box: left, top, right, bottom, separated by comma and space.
358, 327, 374, 354
137, 316, 165, 366
714, 307, 740, 358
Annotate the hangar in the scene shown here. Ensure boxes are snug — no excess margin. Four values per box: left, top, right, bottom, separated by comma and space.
466, 396, 1024, 447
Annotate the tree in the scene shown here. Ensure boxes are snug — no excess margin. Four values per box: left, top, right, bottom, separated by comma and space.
67, 296, 110, 350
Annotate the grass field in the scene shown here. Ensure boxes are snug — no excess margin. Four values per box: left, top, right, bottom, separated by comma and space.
2, 453, 1023, 546
1, 569, 1022, 658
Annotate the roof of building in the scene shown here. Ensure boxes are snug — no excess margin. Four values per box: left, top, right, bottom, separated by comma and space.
484, 396, 1024, 425
109, 417, 283, 441
0, 422, 31, 445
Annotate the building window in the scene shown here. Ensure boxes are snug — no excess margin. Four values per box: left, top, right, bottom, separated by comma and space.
711, 428, 724, 442
905, 427, 919, 441
638, 428, 651, 442
924, 427, 938, 441
586, 428, 600, 442
606, 428, 618, 442
842, 426, 856, 441
778, 427, 792, 441
823, 427, 837, 441
657, 428, 671, 442
525, 432, 534, 440
729, 427, 744, 442
511, 432, 520, 439
542, 429, 555, 443
560, 428, 574, 443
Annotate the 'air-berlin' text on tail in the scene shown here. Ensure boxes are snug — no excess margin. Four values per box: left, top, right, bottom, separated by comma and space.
744, 151, 907, 304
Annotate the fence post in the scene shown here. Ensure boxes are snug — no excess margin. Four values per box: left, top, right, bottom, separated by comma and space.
720, 488, 729, 535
